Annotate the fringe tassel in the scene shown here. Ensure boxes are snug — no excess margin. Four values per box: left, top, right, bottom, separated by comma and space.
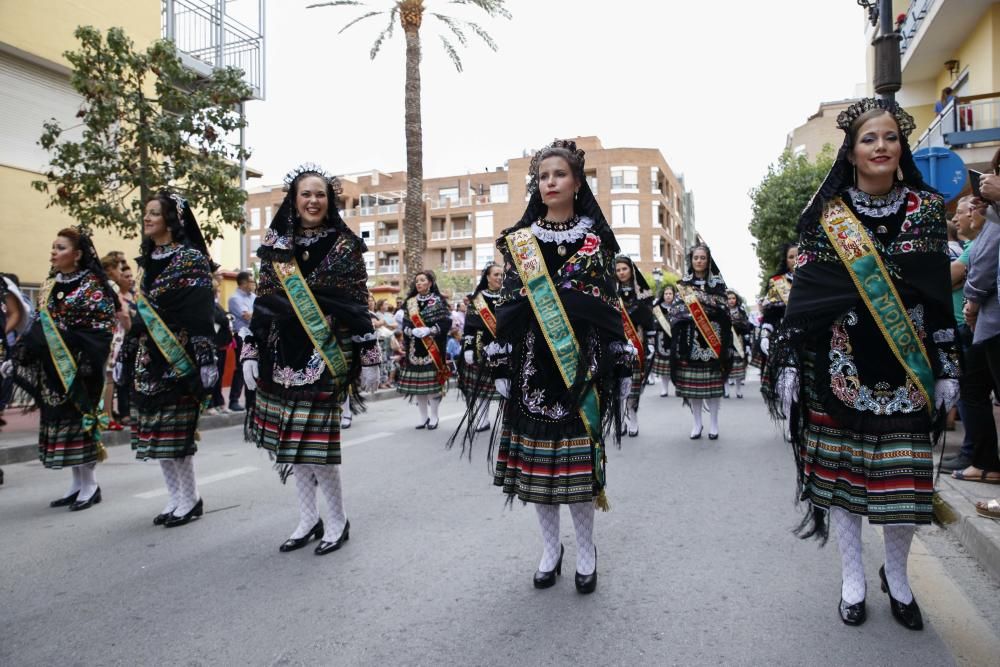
594, 489, 611, 512
96, 441, 108, 462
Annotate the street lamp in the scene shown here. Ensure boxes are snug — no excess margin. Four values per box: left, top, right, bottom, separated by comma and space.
858, 0, 902, 102
652, 267, 664, 293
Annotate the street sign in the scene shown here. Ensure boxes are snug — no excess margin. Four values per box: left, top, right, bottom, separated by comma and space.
912, 146, 967, 203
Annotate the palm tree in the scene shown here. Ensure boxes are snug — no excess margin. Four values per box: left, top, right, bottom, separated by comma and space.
307, 0, 510, 285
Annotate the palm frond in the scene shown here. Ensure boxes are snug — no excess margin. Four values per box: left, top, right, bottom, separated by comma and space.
438, 35, 463, 72
338, 10, 383, 34
306, 1, 366, 9
465, 22, 497, 51
369, 6, 399, 60
448, 0, 512, 20
430, 13, 467, 46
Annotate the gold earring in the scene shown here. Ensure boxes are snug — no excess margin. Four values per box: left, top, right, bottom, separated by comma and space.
896, 165, 904, 181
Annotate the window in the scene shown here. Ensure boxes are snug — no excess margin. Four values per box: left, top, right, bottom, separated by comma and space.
439, 186, 459, 202
250, 208, 261, 229
363, 251, 375, 273
652, 237, 663, 261
652, 200, 660, 228
586, 172, 598, 194
489, 183, 508, 203
610, 166, 638, 192
475, 210, 494, 238
359, 222, 375, 243
476, 243, 495, 270
452, 249, 471, 270
250, 237, 262, 255
650, 167, 661, 193
618, 235, 641, 261
611, 200, 640, 227
264, 206, 272, 225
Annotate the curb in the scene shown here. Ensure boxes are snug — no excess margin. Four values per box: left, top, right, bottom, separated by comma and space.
934, 476, 1000, 584
0, 389, 402, 467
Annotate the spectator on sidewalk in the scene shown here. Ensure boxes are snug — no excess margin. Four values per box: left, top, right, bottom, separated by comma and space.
227, 271, 256, 412
942, 196, 996, 477
207, 277, 234, 415
956, 162, 1000, 483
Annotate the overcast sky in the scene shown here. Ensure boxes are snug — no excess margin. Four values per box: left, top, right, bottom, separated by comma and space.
243, 0, 867, 298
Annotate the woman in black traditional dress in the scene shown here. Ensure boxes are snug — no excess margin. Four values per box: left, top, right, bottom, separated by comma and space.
396, 271, 451, 430
754, 242, 797, 371
726, 289, 752, 399
121, 192, 217, 527
476, 139, 633, 594
4, 228, 117, 509
459, 262, 504, 433
763, 99, 959, 629
667, 245, 732, 440
650, 284, 676, 397
615, 256, 654, 436
242, 164, 380, 555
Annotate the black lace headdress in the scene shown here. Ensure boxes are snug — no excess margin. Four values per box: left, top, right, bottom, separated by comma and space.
681, 243, 724, 285
614, 255, 652, 299
470, 262, 500, 298
139, 191, 213, 268
258, 163, 353, 263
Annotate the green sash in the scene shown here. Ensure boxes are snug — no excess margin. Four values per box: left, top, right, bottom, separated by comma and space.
38, 280, 109, 450
506, 229, 609, 507
822, 198, 934, 412
136, 291, 196, 379
273, 260, 349, 384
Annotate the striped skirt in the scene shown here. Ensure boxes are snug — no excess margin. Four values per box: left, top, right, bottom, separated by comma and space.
132, 395, 201, 460
628, 361, 645, 407
38, 416, 99, 469
459, 363, 501, 401
729, 356, 747, 382
397, 365, 444, 396
800, 398, 933, 524
674, 361, 725, 399
651, 352, 671, 377
494, 409, 596, 505
250, 377, 344, 465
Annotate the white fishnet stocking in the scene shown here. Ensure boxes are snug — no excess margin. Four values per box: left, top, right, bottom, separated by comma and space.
883, 524, 915, 604
831, 506, 866, 604
535, 503, 561, 571
569, 501, 596, 576
289, 464, 320, 540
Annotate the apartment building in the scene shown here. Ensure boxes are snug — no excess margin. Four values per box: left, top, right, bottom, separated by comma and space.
786, 99, 862, 159
245, 136, 696, 292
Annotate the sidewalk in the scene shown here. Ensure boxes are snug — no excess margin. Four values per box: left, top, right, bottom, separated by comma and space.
0, 386, 402, 466
935, 419, 1000, 584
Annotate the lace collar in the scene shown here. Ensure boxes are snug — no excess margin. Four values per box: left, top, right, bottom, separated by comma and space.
55, 269, 89, 283
531, 216, 594, 244
847, 186, 906, 218
151, 243, 183, 260
295, 225, 335, 246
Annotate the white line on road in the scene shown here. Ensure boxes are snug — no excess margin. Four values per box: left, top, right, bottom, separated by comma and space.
133, 466, 259, 499
343, 431, 393, 448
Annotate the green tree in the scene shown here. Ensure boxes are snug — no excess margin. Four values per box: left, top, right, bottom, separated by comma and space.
748, 145, 835, 293
308, 0, 511, 285
32, 26, 252, 242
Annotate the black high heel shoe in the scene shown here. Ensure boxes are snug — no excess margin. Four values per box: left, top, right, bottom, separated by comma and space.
708, 432, 719, 440
153, 510, 174, 526
533, 544, 564, 589
575, 546, 597, 594
879, 565, 923, 630
315, 519, 350, 555
415, 419, 430, 430
69, 487, 101, 511
50, 490, 80, 507
838, 595, 867, 626
427, 420, 439, 431
690, 428, 703, 440
280, 520, 324, 552
164, 498, 204, 528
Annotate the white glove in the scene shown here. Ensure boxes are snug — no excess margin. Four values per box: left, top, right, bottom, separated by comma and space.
360, 365, 380, 392
0, 360, 13, 378
760, 336, 770, 355
200, 364, 219, 390
646, 344, 655, 357
494, 378, 510, 399
619, 377, 632, 400
934, 378, 959, 412
777, 367, 799, 406
412, 327, 431, 338
464, 350, 474, 366
112, 362, 123, 385
243, 359, 259, 392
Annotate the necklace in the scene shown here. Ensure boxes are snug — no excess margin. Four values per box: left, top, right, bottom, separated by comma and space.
297, 225, 332, 261
847, 186, 905, 218
54, 268, 88, 299
151, 243, 182, 260
531, 215, 590, 256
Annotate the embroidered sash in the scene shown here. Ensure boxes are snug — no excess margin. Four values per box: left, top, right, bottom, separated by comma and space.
677, 284, 722, 358
38, 281, 109, 448
652, 305, 672, 338
472, 293, 497, 338
770, 274, 792, 305
620, 300, 645, 369
273, 259, 349, 383
506, 229, 606, 496
821, 198, 934, 411
731, 328, 745, 359
407, 297, 450, 387
136, 291, 196, 379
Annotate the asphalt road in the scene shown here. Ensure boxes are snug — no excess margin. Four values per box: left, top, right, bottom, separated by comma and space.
2, 382, 999, 666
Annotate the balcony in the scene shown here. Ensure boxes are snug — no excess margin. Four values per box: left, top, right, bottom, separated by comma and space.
378, 234, 400, 245
430, 230, 448, 241
898, 0, 994, 81
914, 93, 1000, 168
451, 260, 472, 270
162, 0, 265, 100
451, 228, 473, 240
378, 263, 400, 275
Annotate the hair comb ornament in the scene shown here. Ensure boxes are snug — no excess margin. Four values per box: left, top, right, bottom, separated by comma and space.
836, 98, 916, 138
283, 162, 343, 196
169, 193, 188, 216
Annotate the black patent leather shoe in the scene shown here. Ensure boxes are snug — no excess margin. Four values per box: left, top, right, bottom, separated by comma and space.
575, 546, 598, 595
628, 429, 639, 438
533, 545, 564, 589
415, 419, 430, 430
690, 428, 703, 440
164, 498, 204, 528
427, 420, 439, 431
153, 511, 173, 526
50, 490, 80, 507
69, 487, 101, 511
708, 432, 719, 440
280, 520, 324, 552
315, 519, 350, 555
879, 566, 923, 630
839, 597, 867, 626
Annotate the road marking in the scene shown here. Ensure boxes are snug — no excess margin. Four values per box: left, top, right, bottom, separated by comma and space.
343, 431, 393, 448
134, 466, 259, 499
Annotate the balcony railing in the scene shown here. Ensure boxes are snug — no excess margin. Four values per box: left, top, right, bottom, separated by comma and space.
898, 0, 936, 57
451, 229, 472, 239
914, 92, 1000, 153
451, 260, 472, 270
430, 230, 447, 241
378, 235, 399, 245
378, 264, 400, 275
162, 0, 265, 99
